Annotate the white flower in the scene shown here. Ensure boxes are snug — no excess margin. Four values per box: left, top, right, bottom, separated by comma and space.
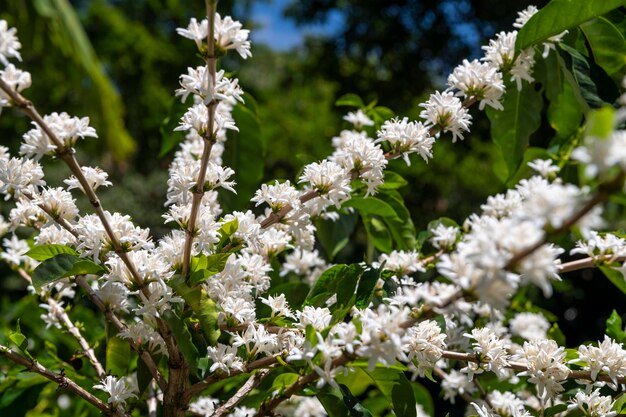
20, 113, 97, 159
575, 335, 626, 385
119, 321, 168, 356
0, 156, 45, 200
567, 388, 617, 417
330, 131, 387, 195
93, 375, 137, 406
571, 231, 626, 262
1, 234, 38, 270
376, 117, 435, 164
176, 17, 208, 50
206, 343, 244, 374
189, 396, 218, 417
291, 396, 327, 417
93, 281, 130, 313
176, 67, 244, 105
298, 160, 351, 209
39, 298, 64, 329
403, 320, 446, 377
463, 327, 511, 380
572, 130, 626, 179
448, 59, 505, 110
482, 31, 535, 91
280, 248, 326, 278
343, 109, 374, 129
0, 64, 30, 109
509, 312, 550, 341
33, 187, 79, 223
430, 224, 459, 249
252, 180, 300, 211
0, 20, 22, 65
488, 391, 527, 417
441, 369, 475, 403
528, 159, 559, 178
376, 250, 424, 277
214, 14, 252, 59
64, 166, 112, 193
260, 294, 295, 319
419, 92, 471, 142
298, 306, 332, 331
514, 339, 569, 402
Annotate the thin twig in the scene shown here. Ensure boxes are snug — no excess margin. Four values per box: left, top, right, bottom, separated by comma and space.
0, 343, 123, 416
74, 276, 167, 391
17, 268, 106, 380
213, 369, 270, 417
558, 255, 626, 273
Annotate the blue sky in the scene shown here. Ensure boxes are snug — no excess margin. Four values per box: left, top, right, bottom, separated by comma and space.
249, 0, 343, 50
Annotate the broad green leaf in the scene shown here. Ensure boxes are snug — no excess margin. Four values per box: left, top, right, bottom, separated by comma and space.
547, 323, 566, 346
222, 99, 266, 211
267, 282, 310, 310
547, 72, 584, 141
271, 373, 299, 394
162, 310, 200, 372
106, 336, 130, 376
355, 268, 381, 309
363, 215, 393, 253
558, 43, 619, 109
47, 0, 136, 160
486, 82, 542, 182
599, 266, 626, 297
344, 197, 397, 217
516, 0, 625, 52
613, 392, 626, 413
170, 276, 220, 346
306, 264, 363, 309
336, 93, 365, 108
363, 367, 417, 417
318, 384, 374, 417
411, 382, 435, 417
137, 355, 154, 394
26, 244, 78, 261
379, 171, 408, 190
315, 212, 359, 260
507, 147, 552, 187
7, 321, 32, 360
606, 310, 626, 342
580, 17, 626, 77
545, 404, 568, 417
586, 106, 616, 139
189, 253, 232, 285
31, 254, 106, 291
339, 384, 375, 417
380, 189, 416, 250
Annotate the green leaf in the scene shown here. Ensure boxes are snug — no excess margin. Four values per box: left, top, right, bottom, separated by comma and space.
355, 268, 381, 309
363, 368, 417, 417
306, 264, 363, 309
613, 392, 626, 413
26, 244, 78, 261
411, 382, 435, 417
7, 321, 32, 360
162, 310, 200, 372
188, 253, 232, 285
486, 82, 542, 182
600, 266, 626, 296
586, 106, 616, 139
516, 0, 626, 52
47, 0, 136, 160
344, 197, 397, 217
137, 355, 154, 394
271, 373, 299, 394
544, 404, 568, 417
547, 323, 566, 346
379, 171, 408, 190
339, 384, 375, 417
315, 212, 359, 260
380, 189, 417, 250
580, 17, 626, 77
546, 68, 584, 141
558, 43, 619, 109
336, 93, 365, 108
606, 310, 626, 342
222, 99, 266, 212
31, 254, 105, 291
170, 276, 220, 346
106, 336, 130, 376
363, 215, 393, 253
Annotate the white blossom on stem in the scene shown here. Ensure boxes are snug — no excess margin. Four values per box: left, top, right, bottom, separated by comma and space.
514, 339, 569, 402
0, 20, 22, 65
376, 117, 435, 164
447, 59, 505, 110
93, 375, 137, 406
419, 91, 472, 142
